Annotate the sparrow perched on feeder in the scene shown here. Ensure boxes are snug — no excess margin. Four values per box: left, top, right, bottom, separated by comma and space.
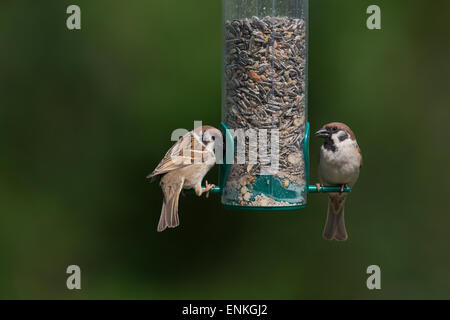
147, 126, 223, 232
315, 122, 362, 241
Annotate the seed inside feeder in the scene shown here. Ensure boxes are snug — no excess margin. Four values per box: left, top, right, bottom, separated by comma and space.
222, 16, 307, 208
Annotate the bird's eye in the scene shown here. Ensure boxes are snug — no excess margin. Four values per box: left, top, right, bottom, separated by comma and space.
332, 126, 338, 132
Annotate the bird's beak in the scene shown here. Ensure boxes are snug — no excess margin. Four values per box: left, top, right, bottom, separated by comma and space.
315, 128, 330, 138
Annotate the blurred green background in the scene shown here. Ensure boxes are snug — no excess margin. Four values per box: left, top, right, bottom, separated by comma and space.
0, 0, 449, 299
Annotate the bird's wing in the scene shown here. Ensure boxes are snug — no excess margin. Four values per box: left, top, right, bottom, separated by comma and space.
147, 131, 210, 179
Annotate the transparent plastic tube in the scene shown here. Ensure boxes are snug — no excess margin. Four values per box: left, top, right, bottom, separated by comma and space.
222, 0, 308, 209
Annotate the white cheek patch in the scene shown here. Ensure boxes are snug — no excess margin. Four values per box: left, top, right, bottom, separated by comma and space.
331, 130, 348, 143
338, 132, 349, 142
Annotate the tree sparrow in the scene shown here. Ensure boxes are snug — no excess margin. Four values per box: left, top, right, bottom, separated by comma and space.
315, 122, 362, 241
147, 126, 223, 232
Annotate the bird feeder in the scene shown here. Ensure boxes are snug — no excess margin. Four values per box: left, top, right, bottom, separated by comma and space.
189, 0, 350, 209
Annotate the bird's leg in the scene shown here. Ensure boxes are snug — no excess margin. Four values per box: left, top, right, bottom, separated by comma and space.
340, 184, 349, 193
315, 183, 323, 193
202, 180, 216, 198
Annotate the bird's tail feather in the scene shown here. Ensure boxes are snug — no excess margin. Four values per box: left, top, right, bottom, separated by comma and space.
323, 194, 347, 241
158, 184, 181, 232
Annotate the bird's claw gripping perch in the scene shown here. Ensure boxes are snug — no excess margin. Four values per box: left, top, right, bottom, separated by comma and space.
203, 180, 216, 199
315, 183, 323, 193
340, 184, 349, 193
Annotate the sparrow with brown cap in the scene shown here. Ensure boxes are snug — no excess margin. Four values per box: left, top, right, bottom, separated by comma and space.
147, 126, 223, 232
315, 122, 362, 241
